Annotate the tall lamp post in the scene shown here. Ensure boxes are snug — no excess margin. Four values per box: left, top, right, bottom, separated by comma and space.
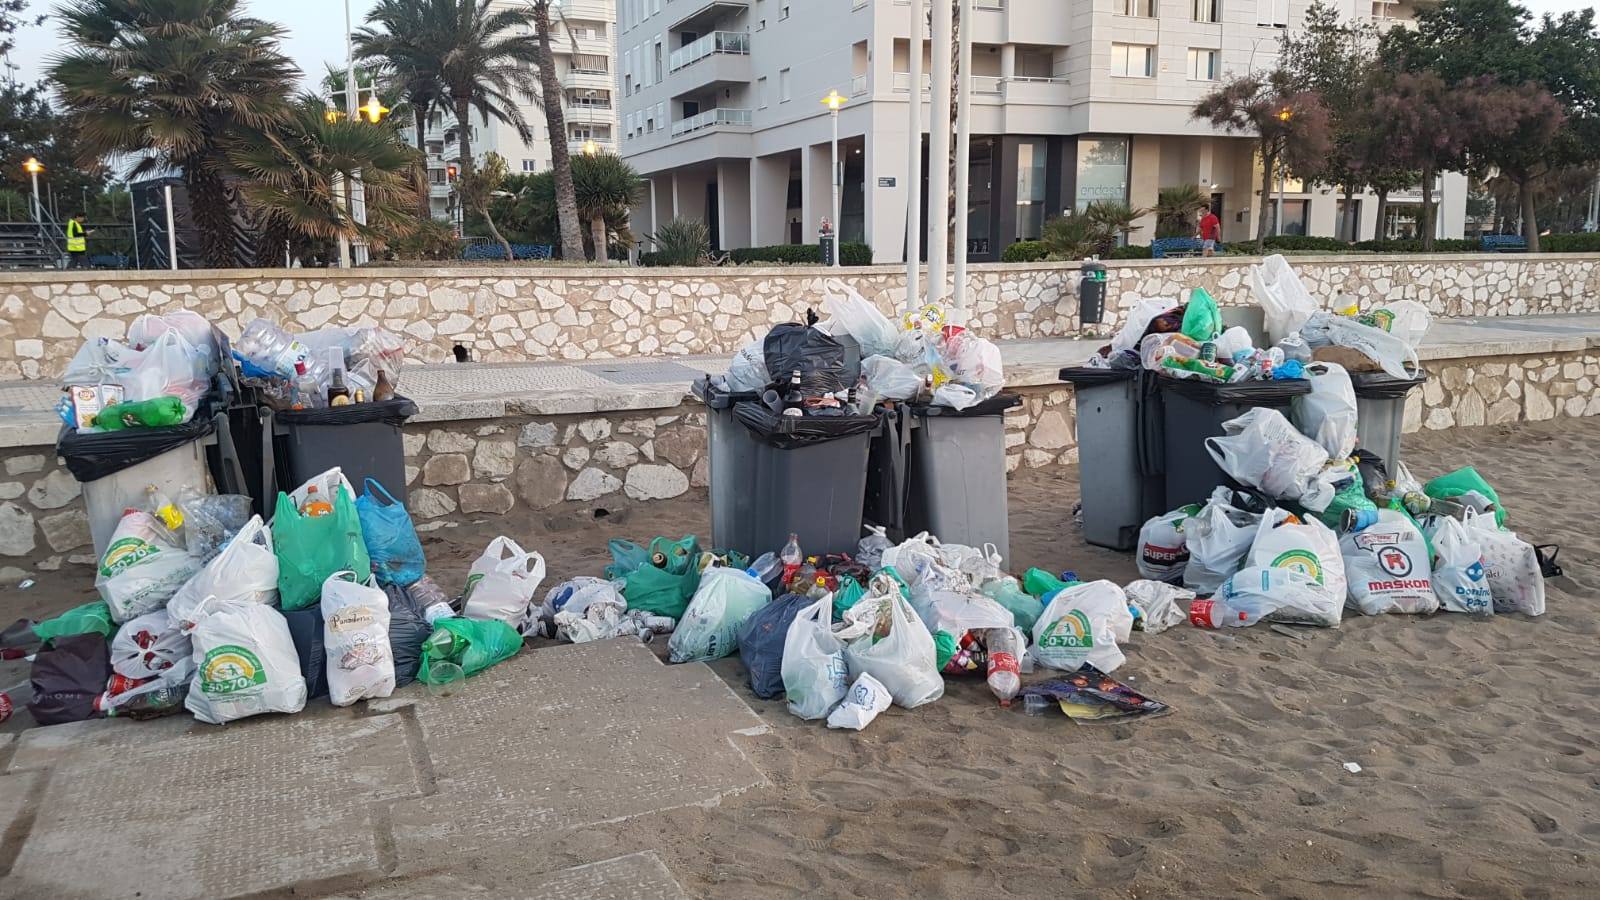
822, 90, 847, 268
23, 156, 43, 224
904, 0, 922, 311
951, 0, 973, 315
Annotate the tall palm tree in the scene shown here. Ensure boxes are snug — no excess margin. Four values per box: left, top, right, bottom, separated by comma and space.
529, 0, 589, 262
572, 152, 642, 263
354, 0, 453, 219
50, 0, 298, 268
430, 0, 539, 182
229, 94, 421, 261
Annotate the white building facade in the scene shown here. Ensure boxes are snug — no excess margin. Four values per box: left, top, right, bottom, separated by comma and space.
402, 0, 620, 222
618, 0, 1465, 263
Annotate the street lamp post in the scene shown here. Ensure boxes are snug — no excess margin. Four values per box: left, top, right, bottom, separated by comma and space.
23, 156, 42, 224
822, 90, 847, 268
951, 0, 973, 314
904, 0, 923, 311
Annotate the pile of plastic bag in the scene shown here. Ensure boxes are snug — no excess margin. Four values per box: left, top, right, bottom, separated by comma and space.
58, 311, 220, 432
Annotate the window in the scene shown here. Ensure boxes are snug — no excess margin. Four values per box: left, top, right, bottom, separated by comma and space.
1015, 140, 1047, 240
1187, 48, 1219, 81
1336, 199, 1362, 241
779, 67, 791, 102
654, 41, 663, 83
1119, 0, 1155, 16
1075, 137, 1130, 211
780, 2, 790, 20
1193, 0, 1219, 22
522, 160, 537, 172
1111, 44, 1155, 78
1273, 199, 1309, 235
757, 75, 769, 108
1255, 0, 1289, 26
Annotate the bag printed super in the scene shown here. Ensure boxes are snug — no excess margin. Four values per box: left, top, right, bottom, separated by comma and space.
1137, 506, 1198, 583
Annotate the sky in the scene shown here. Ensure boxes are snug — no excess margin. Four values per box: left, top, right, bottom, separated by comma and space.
4, 0, 1598, 89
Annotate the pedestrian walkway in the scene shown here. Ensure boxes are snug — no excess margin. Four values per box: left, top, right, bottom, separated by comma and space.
3, 313, 1599, 447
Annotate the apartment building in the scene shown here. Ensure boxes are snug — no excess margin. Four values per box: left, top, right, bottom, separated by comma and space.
618, 0, 1465, 263
402, 0, 620, 222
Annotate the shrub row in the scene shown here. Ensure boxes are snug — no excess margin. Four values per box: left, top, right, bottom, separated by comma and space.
729, 242, 872, 266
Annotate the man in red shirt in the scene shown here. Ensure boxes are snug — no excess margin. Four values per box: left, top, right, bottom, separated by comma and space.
1197, 207, 1221, 257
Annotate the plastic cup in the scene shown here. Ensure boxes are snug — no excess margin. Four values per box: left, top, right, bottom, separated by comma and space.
425, 661, 465, 698
1022, 694, 1053, 717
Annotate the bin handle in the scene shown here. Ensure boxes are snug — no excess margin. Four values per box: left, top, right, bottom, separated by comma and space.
1134, 369, 1160, 478
259, 406, 278, 505
210, 408, 248, 495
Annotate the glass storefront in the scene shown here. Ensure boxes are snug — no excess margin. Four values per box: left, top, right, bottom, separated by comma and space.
1075, 137, 1130, 211
1015, 138, 1048, 240
967, 139, 994, 256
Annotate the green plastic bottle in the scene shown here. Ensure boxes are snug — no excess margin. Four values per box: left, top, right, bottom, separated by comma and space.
92, 396, 186, 430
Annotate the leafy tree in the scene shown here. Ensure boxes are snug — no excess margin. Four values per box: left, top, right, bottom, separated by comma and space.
229, 95, 421, 263
489, 160, 639, 258
0, 0, 41, 58
1470, 79, 1566, 251
1039, 215, 1100, 261
458, 150, 513, 261
355, 0, 453, 219
1082, 199, 1148, 254
571, 152, 642, 263
1193, 72, 1333, 252
1369, 72, 1481, 251
528, 0, 585, 261
0, 81, 108, 214
1155, 184, 1206, 238
50, 0, 299, 267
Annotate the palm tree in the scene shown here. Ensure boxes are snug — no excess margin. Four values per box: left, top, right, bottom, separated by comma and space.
430, 0, 539, 180
354, 0, 453, 219
1040, 215, 1101, 261
572, 153, 642, 263
229, 94, 421, 262
1156, 184, 1207, 238
458, 151, 514, 261
1083, 199, 1148, 254
50, 0, 298, 267
528, 0, 586, 262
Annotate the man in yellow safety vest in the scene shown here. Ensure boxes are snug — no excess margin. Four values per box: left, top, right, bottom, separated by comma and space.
65, 213, 90, 269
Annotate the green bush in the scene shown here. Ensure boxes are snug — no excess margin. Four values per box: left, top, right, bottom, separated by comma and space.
1352, 238, 1478, 253
1001, 240, 1048, 263
728, 242, 871, 265
385, 219, 459, 261
1537, 233, 1600, 252
1262, 234, 1352, 252
643, 218, 710, 266
1105, 244, 1153, 260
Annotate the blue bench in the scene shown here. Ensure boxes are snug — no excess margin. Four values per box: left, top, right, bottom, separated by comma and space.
461, 242, 555, 261
1152, 237, 1217, 259
1480, 234, 1527, 253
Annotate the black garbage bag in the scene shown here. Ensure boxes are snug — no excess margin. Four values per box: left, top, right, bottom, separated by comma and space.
281, 605, 329, 701
56, 413, 217, 483
737, 593, 812, 699
763, 324, 847, 396
275, 396, 418, 427
733, 401, 879, 450
383, 584, 431, 688
28, 633, 112, 725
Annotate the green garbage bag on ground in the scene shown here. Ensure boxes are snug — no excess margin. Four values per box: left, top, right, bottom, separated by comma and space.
1023, 568, 1067, 599
32, 600, 114, 645
1181, 287, 1224, 342
933, 630, 958, 672
418, 616, 522, 682
980, 577, 1045, 633
1425, 466, 1505, 527
831, 575, 866, 621
272, 489, 371, 611
608, 535, 703, 619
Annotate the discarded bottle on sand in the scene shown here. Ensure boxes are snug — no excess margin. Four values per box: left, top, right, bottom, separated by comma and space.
1189, 594, 1285, 628
984, 628, 1022, 706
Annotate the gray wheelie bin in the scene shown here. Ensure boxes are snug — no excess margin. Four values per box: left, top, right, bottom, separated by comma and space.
1350, 369, 1428, 474
1059, 367, 1167, 551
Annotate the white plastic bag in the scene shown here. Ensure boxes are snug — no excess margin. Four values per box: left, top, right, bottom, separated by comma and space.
781, 595, 850, 721
726, 338, 770, 393
1030, 581, 1134, 673
1424, 515, 1493, 615
840, 583, 944, 709
1123, 580, 1194, 635
1462, 510, 1545, 616
822, 286, 898, 358
95, 510, 203, 623
185, 599, 307, 725
668, 566, 772, 663
1245, 510, 1346, 626
321, 571, 395, 706
1361, 300, 1432, 349
931, 383, 978, 410
1250, 254, 1319, 343
1111, 298, 1176, 357
287, 466, 357, 507
167, 515, 279, 631
461, 537, 546, 628
861, 355, 923, 401
110, 609, 191, 680
1183, 489, 1262, 595
934, 331, 1004, 407
1293, 362, 1359, 460
1137, 506, 1196, 583
128, 310, 217, 365
880, 533, 970, 596
1207, 566, 1342, 627
827, 672, 893, 731
1214, 325, 1254, 361
911, 590, 1016, 637
1340, 510, 1437, 616
1205, 408, 1332, 508
1299, 312, 1419, 381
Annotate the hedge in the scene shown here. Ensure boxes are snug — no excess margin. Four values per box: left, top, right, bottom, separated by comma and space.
1537, 233, 1600, 252
1104, 244, 1153, 259
1262, 234, 1352, 252
729, 242, 872, 265
1352, 238, 1479, 253
1001, 240, 1048, 263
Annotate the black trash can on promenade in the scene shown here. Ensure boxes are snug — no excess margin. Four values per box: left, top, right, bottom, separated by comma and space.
273, 397, 417, 501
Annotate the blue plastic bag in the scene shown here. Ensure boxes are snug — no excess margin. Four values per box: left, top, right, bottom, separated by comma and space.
355, 478, 425, 587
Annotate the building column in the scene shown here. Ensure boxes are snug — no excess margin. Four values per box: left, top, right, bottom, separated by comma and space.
671, 172, 682, 219
717, 159, 753, 250
801, 142, 832, 246
1129, 135, 1160, 240
1000, 44, 1016, 81
1439, 171, 1468, 239
652, 175, 672, 228
751, 155, 790, 246
866, 121, 910, 264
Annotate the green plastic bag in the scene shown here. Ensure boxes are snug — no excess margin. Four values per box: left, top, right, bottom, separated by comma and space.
32, 600, 114, 645
272, 488, 371, 611
418, 616, 523, 681
831, 575, 866, 621
1023, 568, 1067, 599
1314, 476, 1378, 530
613, 536, 703, 619
1424, 466, 1505, 527
980, 577, 1045, 633
876, 566, 913, 602
933, 630, 958, 672
1180, 287, 1224, 342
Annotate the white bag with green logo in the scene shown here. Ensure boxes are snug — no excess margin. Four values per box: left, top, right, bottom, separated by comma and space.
1029, 580, 1134, 674
95, 509, 202, 623
185, 598, 307, 725
461, 537, 545, 629
1245, 509, 1345, 626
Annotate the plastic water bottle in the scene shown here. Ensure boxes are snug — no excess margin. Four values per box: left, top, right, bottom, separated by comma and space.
780, 533, 803, 585
984, 628, 1022, 706
237, 319, 327, 384
1188, 595, 1276, 628
746, 551, 779, 583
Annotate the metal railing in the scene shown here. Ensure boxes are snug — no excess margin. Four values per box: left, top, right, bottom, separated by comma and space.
973, 75, 1002, 94
892, 72, 932, 92
669, 107, 752, 137
668, 31, 750, 72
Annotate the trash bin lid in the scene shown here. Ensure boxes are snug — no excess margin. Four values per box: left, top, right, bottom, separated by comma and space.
1060, 366, 1136, 387
1349, 368, 1428, 399
732, 400, 879, 449
275, 396, 418, 426
691, 375, 759, 410
907, 393, 1023, 418
1157, 373, 1311, 406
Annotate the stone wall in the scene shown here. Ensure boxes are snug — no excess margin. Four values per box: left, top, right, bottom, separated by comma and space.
4, 254, 1598, 379
0, 450, 93, 577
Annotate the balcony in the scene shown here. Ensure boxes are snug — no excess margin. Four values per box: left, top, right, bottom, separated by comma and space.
670, 107, 752, 137
569, 139, 617, 154
892, 72, 932, 93
669, 31, 749, 72
669, 0, 749, 33
564, 68, 613, 92
1002, 75, 1069, 103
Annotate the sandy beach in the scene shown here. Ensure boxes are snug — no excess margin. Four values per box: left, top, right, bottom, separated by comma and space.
3, 416, 1594, 898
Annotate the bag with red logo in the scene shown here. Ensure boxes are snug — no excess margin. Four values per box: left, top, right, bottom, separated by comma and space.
1029, 581, 1134, 674
1136, 505, 1200, 583
321, 571, 395, 707
1339, 509, 1437, 616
